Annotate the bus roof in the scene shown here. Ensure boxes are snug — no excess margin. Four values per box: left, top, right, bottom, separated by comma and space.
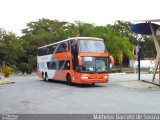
38, 37, 103, 49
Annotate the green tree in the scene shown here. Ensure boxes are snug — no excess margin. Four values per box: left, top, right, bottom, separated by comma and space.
0, 28, 24, 67
74, 21, 95, 36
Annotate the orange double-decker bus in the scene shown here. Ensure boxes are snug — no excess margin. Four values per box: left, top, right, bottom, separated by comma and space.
37, 37, 110, 85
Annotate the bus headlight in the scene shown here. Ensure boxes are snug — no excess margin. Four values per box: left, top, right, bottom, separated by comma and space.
103, 75, 108, 79
81, 76, 88, 79
81, 74, 88, 79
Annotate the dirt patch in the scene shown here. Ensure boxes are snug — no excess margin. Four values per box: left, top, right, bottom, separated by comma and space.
117, 80, 160, 90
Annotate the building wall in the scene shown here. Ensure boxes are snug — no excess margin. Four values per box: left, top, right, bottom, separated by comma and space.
129, 60, 155, 68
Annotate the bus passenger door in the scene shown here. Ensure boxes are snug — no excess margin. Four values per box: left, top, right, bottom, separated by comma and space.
71, 40, 79, 81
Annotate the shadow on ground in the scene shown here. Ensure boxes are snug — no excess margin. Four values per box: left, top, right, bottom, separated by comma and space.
40, 79, 106, 88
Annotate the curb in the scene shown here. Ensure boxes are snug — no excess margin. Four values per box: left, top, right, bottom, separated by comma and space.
141, 80, 160, 87
109, 73, 127, 76
0, 81, 15, 85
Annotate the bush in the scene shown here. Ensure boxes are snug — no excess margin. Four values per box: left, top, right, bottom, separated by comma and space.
18, 63, 32, 74
109, 69, 120, 73
2, 66, 14, 78
26, 64, 32, 74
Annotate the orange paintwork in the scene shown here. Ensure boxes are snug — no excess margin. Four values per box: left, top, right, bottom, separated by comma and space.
54, 52, 70, 61
53, 70, 70, 81
52, 52, 72, 81
71, 72, 109, 84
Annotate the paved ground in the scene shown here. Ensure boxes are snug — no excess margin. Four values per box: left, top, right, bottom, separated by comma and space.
0, 73, 160, 113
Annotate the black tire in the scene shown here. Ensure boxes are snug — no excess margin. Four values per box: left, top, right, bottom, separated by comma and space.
42, 72, 45, 81
45, 73, 50, 82
66, 74, 72, 86
91, 83, 95, 86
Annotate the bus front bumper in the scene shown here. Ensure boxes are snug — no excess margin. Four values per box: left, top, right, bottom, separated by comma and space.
74, 77, 109, 84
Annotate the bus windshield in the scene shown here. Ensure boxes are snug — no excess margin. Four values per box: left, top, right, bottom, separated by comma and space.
80, 57, 109, 73
78, 40, 106, 53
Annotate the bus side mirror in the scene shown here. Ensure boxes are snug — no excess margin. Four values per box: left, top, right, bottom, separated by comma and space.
109, 56, 115, 68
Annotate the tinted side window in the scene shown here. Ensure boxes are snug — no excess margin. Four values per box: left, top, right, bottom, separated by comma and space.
45, 47, 51, 55
71, 40, 78, 71
37, 48, 47, 56
41, 45, 57, 55
37, 49, 43, 56
38, 41, 70, 56
47, 61, 70, 70
57, 42, 68, 53
50, 62, 56, 69
49, 45, 57, 54
48, 46, 52, 54
58, 61, 70, 70
71, 40, 77, 53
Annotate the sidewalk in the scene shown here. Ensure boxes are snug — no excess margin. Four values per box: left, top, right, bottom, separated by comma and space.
109, 72, 127, 76
0, 76, 15, 85
141, 77, 160, 86
117, 80, 160, 90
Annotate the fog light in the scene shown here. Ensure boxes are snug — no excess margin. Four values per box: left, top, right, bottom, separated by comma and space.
81, 76, 88, 79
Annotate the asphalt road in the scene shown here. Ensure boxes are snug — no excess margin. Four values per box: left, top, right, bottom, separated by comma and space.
0, 73, 160, 113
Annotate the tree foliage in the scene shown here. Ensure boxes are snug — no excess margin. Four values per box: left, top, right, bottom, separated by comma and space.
0, 29, 24, 66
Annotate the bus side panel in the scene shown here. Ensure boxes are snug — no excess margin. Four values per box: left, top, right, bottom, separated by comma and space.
52, 52, 71, 81
37, 55, 53, 79
53, 71, 62, 81
52, 70, 70, 81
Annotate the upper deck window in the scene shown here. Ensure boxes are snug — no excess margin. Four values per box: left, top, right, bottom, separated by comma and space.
78, 40, 107, 53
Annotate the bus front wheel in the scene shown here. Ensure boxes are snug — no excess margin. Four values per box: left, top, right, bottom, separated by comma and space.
66, 74, 72, 86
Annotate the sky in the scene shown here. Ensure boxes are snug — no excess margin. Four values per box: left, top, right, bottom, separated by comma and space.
0, 0, 160, 36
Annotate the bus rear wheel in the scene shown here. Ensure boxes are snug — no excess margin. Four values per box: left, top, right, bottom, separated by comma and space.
66, 74, 72, 86
45, 73, 50, 82
42, 72, 45, 81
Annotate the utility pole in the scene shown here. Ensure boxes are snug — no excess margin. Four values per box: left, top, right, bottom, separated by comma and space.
136, 43, 141, 80
159, 62, 160, 84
